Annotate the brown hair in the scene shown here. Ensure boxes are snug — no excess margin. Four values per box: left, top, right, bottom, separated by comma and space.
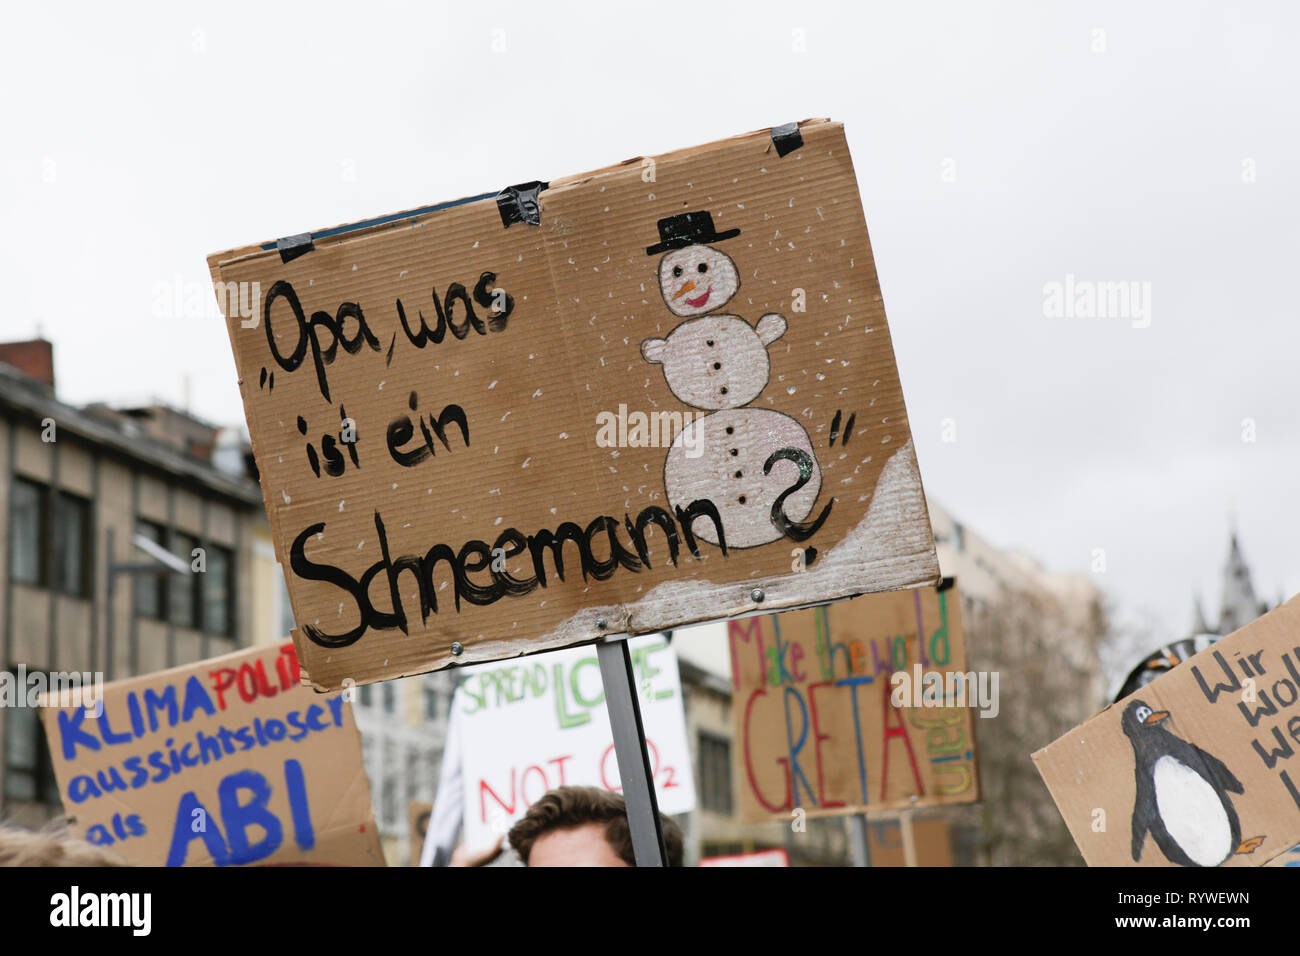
507, 786, 684, 866
0, 822, 128, 867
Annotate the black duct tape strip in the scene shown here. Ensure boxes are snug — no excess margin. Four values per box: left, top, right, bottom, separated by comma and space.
497, 181, 548, 227
771, 122, 803, 158
938, 576, 955, 592
276, 233, 315, 264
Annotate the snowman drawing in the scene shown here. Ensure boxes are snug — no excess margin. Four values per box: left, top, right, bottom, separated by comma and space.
640, 211, 828, 549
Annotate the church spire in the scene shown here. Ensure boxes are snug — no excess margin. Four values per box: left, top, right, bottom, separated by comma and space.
1190, 592, 1210, 634
1218, 532, 1261, 635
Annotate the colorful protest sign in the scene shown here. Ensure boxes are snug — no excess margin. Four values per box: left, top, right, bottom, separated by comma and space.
456, 634, 694, 848
1034, 592, 1300, 867
208, 119, 939, 690
40, 641, 383, 866
729, 580, 981, 821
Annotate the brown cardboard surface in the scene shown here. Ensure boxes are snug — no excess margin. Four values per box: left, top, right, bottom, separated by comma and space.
729, 581, 981, 821
1033, 593, 1300, 867
864, 815, 953, 867
40, 641, 384, 867
209, 119, 938, 690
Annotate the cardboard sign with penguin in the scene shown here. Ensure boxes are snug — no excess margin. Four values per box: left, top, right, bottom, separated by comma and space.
209, 119, 939, 690
1034, 593, 1300, 867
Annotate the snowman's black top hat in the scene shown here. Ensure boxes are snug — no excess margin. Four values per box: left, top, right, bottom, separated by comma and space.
645, 211, 741, 256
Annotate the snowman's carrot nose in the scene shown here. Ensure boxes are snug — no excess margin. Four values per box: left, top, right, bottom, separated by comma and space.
673, 280, 696, 301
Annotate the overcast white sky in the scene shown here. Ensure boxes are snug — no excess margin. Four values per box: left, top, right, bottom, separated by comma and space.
2, 1, 1296, 654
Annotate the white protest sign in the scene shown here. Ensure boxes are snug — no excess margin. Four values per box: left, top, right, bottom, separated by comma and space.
457, 634, 695, 848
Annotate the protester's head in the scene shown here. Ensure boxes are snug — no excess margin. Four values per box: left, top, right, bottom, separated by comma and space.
507, 786, 684, 867
0, 822, 127, 867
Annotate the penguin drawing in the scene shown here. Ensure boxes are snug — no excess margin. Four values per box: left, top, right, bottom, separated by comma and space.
1123, 699, 1265, 867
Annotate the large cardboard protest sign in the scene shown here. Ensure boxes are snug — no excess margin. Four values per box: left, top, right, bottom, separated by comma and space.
730, 581, 981, 821
457, 634, 694, 848
1034, 593, 1300, 867
208, 119, 938, 690
40, 642, 383, 866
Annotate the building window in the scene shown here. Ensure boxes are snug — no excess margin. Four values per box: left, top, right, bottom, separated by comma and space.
382, 682, 396, 715
3, 673, 59, 807
134, 524, 236, 637
10, 479, 46, 586
168, 531, 200, 628
698, 732, 733, 816
406, 746, 420, 804
9, 480, 91, 597
359, 684, 373, 708
133, 520, 168, 619
423, 685, 441, 720
202, 543, 233, 636
51, 491, 92, 597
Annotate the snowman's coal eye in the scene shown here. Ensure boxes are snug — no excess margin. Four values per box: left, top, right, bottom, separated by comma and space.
698, 263, 708, 274
706, 340, 714, 347
672, 265, 683, 278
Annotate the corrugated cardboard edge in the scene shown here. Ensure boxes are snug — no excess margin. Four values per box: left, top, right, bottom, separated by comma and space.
212, 118, 942, 690
206, 119, 835, 271
298, 438, 939, 689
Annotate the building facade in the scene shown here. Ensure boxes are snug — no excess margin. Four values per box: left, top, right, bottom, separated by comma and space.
352, 669, 457, 866
0, 340, 281, 825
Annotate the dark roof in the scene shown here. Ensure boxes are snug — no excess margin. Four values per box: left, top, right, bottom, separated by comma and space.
0, 361, 263, 509
677, 658, 732, 696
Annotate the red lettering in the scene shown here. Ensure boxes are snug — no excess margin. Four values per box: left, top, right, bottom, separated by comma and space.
277, 643, 300, 689
728, 618, 766, 690
742, 687, 790, 812
547, 754, 573, 786
236, 663, 259, 702
479, 771, 516, 823
254, 659, 277, 698
209, 667, 237, 711
807, 681, 845, 808
599, 742, 619, 791
880, 679, 925, 800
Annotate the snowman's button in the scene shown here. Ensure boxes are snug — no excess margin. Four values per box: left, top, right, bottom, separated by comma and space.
730, 448, 738, 456
738, 496, 747, 504
734, 470, 742, 478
